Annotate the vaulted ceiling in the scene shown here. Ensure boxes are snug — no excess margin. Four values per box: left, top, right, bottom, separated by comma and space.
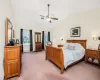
11, 0, 100, 28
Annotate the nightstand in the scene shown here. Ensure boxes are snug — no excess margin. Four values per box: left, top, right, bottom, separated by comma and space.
58, 44, 63, 47
85, 49, 100, 66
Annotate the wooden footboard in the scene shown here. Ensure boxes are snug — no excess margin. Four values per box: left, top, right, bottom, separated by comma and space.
45, 45, 64, 74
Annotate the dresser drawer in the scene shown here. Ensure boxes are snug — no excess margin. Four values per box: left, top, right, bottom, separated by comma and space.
5, 48, 19, 60
35, 43, 42, 51
7, 59, 19, 78
86, 50, 99, 60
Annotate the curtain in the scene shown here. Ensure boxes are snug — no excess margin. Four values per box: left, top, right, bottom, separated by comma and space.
42, 31, 44, 49
20, 29, 23, 52
48, 32, 50, 41
44, 31, 48, 44
30, 30, 33, 51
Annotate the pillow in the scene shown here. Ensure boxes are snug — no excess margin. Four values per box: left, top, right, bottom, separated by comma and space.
63, 43, 75, 50
67, 43, 75, 50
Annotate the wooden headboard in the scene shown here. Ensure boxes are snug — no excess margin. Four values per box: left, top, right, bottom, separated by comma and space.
67, 40, 87, 49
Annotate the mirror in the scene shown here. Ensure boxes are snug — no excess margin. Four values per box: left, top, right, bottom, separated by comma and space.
5, 18, 13, 45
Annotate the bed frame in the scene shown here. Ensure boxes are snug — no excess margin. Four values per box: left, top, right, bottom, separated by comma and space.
45, 40, 87, 74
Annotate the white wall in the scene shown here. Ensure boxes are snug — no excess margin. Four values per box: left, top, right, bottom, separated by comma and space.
0, 0, 15, 79
53, 8, 100, 49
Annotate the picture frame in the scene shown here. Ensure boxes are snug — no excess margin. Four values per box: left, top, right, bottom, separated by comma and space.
13, 30, 15, 38
70, 27, 81, 37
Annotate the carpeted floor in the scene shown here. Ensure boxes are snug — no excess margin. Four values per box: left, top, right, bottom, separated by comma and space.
9, 51, 100, 80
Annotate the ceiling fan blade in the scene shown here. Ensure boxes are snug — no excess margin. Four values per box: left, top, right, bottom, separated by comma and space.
40, 15, 45, 19
40, 4, 58, 22
51, 18, 58, 20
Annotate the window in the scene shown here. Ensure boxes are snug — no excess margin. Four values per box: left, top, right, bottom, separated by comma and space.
23, 30, 30, 44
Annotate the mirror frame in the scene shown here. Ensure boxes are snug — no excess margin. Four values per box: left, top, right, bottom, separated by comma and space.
5, 18, 13, 45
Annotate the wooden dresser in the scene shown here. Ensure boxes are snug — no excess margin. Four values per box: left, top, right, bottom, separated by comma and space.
34, 32, 42, 52
85, 49, 100, 66
4, 45, 21, 80
35, 42, 42, 52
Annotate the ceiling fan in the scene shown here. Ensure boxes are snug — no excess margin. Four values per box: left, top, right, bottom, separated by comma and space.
40, 4, 58, 23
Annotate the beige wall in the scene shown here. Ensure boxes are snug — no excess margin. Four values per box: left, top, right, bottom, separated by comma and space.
53, 8, 100, 49
0, 0, 15, 79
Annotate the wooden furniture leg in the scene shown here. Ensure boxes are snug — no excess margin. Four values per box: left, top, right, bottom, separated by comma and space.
61, 68, 64, 74
85, 56, 88, 62
45, 56, 47, 60
99, 60, 100, 67
4, 77, 7, 80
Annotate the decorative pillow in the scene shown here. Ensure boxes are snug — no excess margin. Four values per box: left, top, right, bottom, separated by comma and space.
67, 43, 75, 50
63, 43, 75, 50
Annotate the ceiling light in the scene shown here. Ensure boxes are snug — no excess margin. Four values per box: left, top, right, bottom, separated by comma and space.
47, 18, 51, 22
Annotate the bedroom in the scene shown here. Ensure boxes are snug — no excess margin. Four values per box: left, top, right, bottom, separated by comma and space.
0, 0, 100, 80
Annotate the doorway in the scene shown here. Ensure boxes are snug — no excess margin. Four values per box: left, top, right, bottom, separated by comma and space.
23, 30, 30, 52
20, 29, 33, 52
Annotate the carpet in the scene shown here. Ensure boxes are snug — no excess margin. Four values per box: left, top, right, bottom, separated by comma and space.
9, 51, 100, 80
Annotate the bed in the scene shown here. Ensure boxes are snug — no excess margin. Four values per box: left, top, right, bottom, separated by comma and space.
45, 40, 87, 74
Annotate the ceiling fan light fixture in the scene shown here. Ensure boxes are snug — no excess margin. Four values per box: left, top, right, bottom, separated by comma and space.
40, 4, 58, 22
47, 18, 51, 22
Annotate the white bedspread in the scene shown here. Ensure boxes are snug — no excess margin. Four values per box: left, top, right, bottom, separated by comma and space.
62, 49, 74, 69
62, 43, 85, 69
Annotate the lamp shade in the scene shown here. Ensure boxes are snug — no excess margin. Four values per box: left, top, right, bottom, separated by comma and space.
92, 34, 97, 40
60, 37, 63, 40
